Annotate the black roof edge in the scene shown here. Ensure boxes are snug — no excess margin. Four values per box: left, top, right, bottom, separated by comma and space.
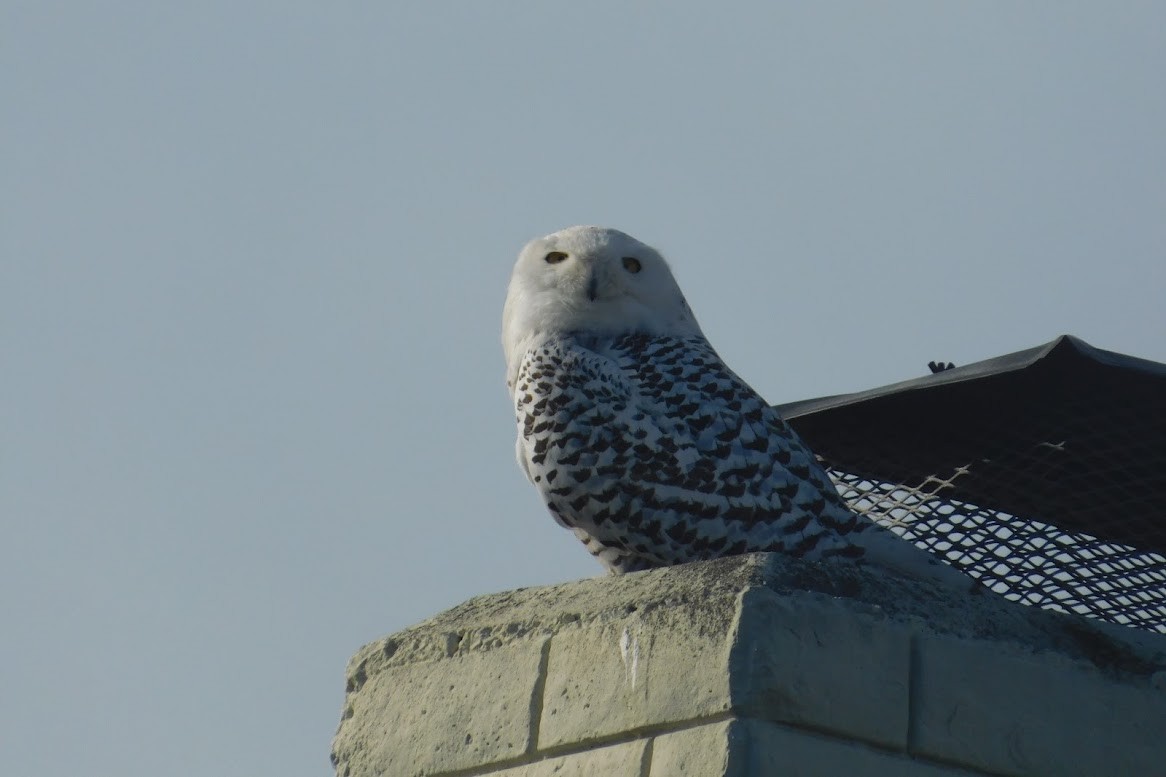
775, 334, 1166, 420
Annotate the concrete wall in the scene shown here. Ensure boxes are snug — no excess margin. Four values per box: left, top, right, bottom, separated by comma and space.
332, 554, 1166, 777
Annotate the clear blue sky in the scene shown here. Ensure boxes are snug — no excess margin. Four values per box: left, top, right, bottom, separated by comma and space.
3, 4, 1163, 775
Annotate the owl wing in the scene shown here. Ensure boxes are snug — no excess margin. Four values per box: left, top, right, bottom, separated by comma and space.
514, 334, 863, 566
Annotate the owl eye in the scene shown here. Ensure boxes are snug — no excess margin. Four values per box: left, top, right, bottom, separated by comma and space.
544, 251, 568, 264
622, 256, 642, 273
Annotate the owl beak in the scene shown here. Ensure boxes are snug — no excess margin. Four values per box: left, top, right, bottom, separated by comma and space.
586, 273, 599, 302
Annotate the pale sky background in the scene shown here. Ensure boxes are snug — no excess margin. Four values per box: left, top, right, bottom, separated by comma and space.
3, 3, 1164, 775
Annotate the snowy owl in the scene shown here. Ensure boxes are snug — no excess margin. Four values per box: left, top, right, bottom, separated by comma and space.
503, 225, 970, 588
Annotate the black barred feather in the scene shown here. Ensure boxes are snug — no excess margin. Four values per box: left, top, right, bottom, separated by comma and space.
515, 332, 972, 590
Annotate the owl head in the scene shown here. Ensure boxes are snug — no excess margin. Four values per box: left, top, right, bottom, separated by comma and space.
502, 226, 704, 389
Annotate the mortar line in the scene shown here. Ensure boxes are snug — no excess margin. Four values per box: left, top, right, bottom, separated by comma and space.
527, 637, 553, 753
906, 632, 921, 753
431, 711, 734, 777
638, 736, 654, 777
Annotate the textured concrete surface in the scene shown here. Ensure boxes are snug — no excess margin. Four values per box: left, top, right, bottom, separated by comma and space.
537, 598, 733, 747
913, 632, 1166, 776
731, 586, 912, 748
332, 552, 1166, 776
647, 721, 735, 776
334, 639, 547, 775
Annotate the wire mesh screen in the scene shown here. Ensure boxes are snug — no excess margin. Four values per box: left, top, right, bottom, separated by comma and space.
782, 336, 1166, 634
828, 468, 1166, 633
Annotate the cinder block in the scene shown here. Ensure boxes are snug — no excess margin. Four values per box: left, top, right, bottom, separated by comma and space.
731, 587, 913, 749
537, 580, 913, 752
912, 634, 1166, 776
332, 639, 548, 777
537, 600, 735, 748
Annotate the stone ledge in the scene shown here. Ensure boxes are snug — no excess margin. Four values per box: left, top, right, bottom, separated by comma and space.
332, 553, 1166, 776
